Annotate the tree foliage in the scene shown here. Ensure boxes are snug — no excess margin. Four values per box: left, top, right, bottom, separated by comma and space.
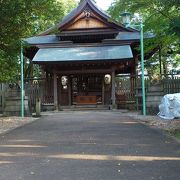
0, 0, 77, 82
108, 0, 180, 75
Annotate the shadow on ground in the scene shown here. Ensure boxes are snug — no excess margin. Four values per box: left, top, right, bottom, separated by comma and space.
0, 111, 179, 180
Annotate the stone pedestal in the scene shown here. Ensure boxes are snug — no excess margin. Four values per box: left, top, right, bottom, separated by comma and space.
3, 88, 30, 116
137, 84, 164, 115
146, 85, 164, 115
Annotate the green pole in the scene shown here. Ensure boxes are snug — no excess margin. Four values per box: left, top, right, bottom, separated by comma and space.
140, 22, 146, 115
20, 40, 24, 117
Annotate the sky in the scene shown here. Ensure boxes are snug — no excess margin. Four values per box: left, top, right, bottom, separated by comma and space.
95, 0, 114, 10
74, 0, 114, 11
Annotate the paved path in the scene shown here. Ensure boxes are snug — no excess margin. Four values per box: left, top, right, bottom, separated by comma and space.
0, 111, 179, 180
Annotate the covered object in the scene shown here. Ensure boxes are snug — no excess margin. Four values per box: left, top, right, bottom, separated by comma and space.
158, 93, 180, 119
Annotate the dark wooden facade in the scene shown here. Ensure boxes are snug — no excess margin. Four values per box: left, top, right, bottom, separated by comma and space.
25, 0, 153, 110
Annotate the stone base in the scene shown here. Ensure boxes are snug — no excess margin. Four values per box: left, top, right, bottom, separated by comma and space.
146, 106, 159, 115
42, 104, 55, 111
3, 89, 30, 116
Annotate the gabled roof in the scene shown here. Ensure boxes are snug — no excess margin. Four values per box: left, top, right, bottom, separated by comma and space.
39, 0, 136, 36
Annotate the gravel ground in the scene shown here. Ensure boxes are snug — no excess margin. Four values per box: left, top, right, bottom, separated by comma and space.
0, 116, 37, 135
126, 112, 180, 131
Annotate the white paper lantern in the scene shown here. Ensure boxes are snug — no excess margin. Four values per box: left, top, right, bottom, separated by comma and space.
61, 76, 68, 86
104, 74, 111, 85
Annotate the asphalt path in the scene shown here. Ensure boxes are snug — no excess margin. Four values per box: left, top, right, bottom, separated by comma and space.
0, 111, 179, 180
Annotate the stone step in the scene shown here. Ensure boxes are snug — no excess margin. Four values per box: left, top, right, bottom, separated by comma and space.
61, 105, 109, 111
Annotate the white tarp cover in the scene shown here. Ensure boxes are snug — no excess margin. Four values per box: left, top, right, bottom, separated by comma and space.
158, 93, 180, 120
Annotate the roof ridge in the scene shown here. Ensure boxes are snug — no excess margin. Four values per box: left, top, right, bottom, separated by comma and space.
38, 0, 136, 36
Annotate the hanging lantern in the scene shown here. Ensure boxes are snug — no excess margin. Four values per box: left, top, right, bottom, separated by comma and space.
61, 76, 68, 86
104, 74, 111, 85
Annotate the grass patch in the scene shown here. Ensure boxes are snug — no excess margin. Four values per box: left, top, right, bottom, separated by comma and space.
169, 129, 180, 140
174, 131, 180, 139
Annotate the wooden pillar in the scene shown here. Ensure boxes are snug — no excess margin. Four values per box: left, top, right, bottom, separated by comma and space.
134, 56, 139, 111
111, 68, 116, 109
130, 59, 136, 77
59, 76, 62, 109
159, 47, 162, 75
53, 72, 58, 111
102, 76, 105, 105
68, 76, 72, 106
1, 84, 5, 111
135, 56, 139, 76
130, 59, 136, 91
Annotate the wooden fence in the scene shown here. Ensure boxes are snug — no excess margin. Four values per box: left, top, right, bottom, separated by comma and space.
1, 75, 179, 113
25, 75, 180, 111
25, 78, 54, 112
0, 84, 3, 113
115, 75, 180, 109
163, 76, 180, 94
0, 84, 8, 113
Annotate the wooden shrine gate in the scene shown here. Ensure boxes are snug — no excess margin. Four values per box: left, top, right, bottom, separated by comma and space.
71, 75, 103, 105
57, 74, 111, 107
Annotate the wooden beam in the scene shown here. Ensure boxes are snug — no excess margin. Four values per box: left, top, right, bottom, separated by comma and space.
55, 69, 112, 75
130, 59, 136, 76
